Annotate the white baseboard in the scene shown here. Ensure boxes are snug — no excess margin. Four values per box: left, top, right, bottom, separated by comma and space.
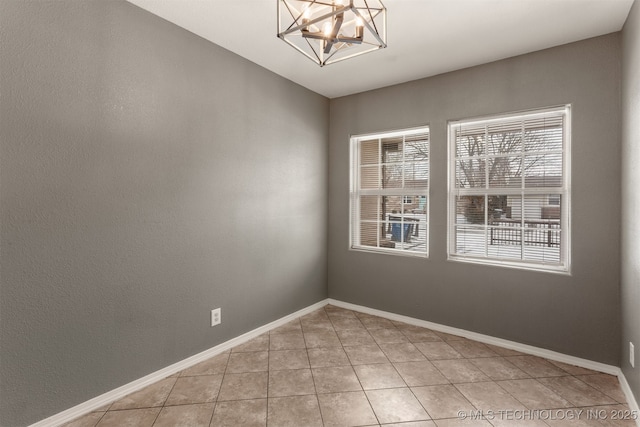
327, 299, 618, 374
30, 299, 329, 427
32, 297, 640, 427
328, 298, 640, 426
618, 370, 640, 426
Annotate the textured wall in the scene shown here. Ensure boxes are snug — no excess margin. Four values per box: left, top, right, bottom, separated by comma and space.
0, 1, 328, 425
328, 35, 621, 365
622, 0, 640, 404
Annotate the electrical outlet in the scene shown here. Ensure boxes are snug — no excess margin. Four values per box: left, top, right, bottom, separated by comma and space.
211, 308, 221, 327
631, 342, 635, 368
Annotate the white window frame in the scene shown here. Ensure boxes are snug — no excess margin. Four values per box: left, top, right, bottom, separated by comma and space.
350, 126, 430, 258
447, 106, 571, 273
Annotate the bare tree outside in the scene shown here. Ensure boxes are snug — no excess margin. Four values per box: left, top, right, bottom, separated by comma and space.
455, 118, 563, 224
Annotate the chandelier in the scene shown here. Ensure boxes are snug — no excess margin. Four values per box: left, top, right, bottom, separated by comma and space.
277, 0, 387, 67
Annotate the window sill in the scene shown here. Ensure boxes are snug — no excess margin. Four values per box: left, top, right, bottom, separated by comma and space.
447, 255, 570, 275
350, 245, 428, 259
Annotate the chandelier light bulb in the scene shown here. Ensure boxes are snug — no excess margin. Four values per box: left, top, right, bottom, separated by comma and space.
355, 16, 364, 38
322, 21, 333, 37
302, 6, 311, 28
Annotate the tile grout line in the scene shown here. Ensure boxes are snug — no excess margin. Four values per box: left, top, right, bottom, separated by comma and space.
391, 324, 442, 424
265, 331, 271, 427
61, 302, 638, 427
316, 307, 335, 427
332, 309, 382, 427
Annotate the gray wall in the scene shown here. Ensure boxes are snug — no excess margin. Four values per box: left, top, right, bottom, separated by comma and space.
622, 0, 640, 403
328, 35, 622, 365
0, 1, 328, 425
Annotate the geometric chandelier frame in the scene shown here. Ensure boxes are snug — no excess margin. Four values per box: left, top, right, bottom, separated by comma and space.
277, 0, 387, 67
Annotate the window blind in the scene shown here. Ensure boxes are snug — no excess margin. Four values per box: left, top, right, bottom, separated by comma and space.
350, 127, 430, 257
448, 106, 570, 272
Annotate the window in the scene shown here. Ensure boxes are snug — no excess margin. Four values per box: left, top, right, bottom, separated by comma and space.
448, 106, 571, 273
350, 127, 429, 256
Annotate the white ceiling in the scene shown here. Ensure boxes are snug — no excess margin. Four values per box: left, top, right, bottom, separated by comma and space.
127, 0, 634, 98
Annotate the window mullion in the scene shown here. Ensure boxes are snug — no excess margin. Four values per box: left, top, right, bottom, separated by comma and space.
377, 195, 381, 248
378, 138, 382, 248
520, 120, 525, 260
520, 191, 525, 260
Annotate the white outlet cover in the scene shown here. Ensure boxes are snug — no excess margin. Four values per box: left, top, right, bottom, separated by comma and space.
211, 308, 221, 327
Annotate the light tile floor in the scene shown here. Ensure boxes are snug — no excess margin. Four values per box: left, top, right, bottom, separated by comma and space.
63, 305, 637, 427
